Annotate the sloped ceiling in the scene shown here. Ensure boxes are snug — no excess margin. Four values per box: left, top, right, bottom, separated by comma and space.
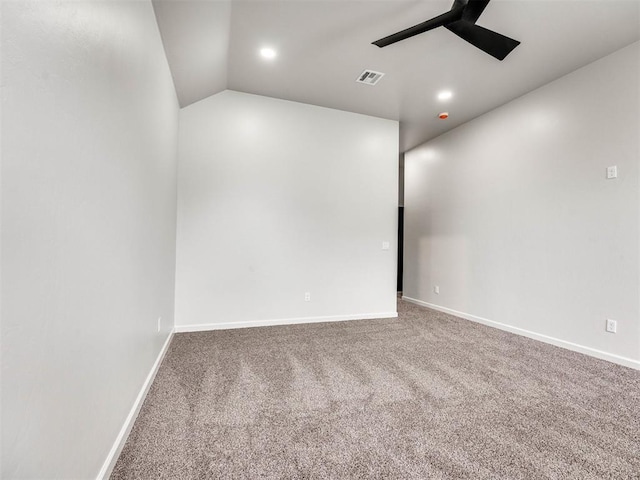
153, 0, 640, 152
152, 0, 230, 107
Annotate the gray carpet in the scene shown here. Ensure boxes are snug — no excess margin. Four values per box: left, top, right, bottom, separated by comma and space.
111, 300, 640, 479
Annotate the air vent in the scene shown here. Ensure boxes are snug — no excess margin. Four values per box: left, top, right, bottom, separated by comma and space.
356, 69, 385, 86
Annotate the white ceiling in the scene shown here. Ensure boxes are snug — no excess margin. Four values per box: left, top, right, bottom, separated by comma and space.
153, 0, 640, 152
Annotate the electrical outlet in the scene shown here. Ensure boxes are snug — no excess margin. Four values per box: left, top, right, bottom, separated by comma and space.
606, 166, 618, 179
157, 317, 162, 333
606, 319, 617, 333
382, 241, 390, 250
434, 285, 440, 294
305, 292, 311, 302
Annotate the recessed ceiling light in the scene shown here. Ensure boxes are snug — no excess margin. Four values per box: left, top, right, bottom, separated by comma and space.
437, 90, 453, 101
260, 47, 277, 60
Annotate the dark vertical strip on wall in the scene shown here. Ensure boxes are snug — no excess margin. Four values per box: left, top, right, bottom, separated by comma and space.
397, 206, 404, 292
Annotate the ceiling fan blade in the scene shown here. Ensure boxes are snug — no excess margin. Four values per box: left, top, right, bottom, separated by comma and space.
445, 20, 520, 60
462, 0, 491, 23
372, 8, 463, 48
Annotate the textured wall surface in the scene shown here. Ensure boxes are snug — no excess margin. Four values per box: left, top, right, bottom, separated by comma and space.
175, 91, 399, 329
1, 1, 179, 477
404, 42, 639, 365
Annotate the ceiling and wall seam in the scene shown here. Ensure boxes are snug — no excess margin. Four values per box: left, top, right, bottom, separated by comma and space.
152, 2, 181, 108
152, 0, 640, 152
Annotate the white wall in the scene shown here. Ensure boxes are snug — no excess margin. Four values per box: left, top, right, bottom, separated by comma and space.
1, 1, 179, 478
176, 90, 398, 329
404, 42, 640, 367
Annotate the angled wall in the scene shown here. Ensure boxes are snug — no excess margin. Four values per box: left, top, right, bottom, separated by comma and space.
1, 1, 179, 477
403, 42, 640, 368
175, 90, 399, 330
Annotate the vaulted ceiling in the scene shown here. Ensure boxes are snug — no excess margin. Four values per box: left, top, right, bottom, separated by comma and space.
152, 0, 640, 152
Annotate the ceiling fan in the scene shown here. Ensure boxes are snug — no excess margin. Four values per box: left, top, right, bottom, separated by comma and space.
372, 0, 520, 61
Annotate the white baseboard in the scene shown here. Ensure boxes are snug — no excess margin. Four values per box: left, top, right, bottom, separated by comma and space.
175, 311, 398, 333
96, 330, 175, 480
402, 296, 640, 371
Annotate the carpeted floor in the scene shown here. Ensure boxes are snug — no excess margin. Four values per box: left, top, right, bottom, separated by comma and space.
111, 299, 640, 479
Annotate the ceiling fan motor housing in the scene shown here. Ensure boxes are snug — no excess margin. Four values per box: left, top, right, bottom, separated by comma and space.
372, 0, 520, 61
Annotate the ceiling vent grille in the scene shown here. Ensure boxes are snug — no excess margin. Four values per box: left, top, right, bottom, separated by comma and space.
356, 69, 385, 86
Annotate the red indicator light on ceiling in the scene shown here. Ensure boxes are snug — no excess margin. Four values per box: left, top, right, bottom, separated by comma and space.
439, 112, 449, 119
